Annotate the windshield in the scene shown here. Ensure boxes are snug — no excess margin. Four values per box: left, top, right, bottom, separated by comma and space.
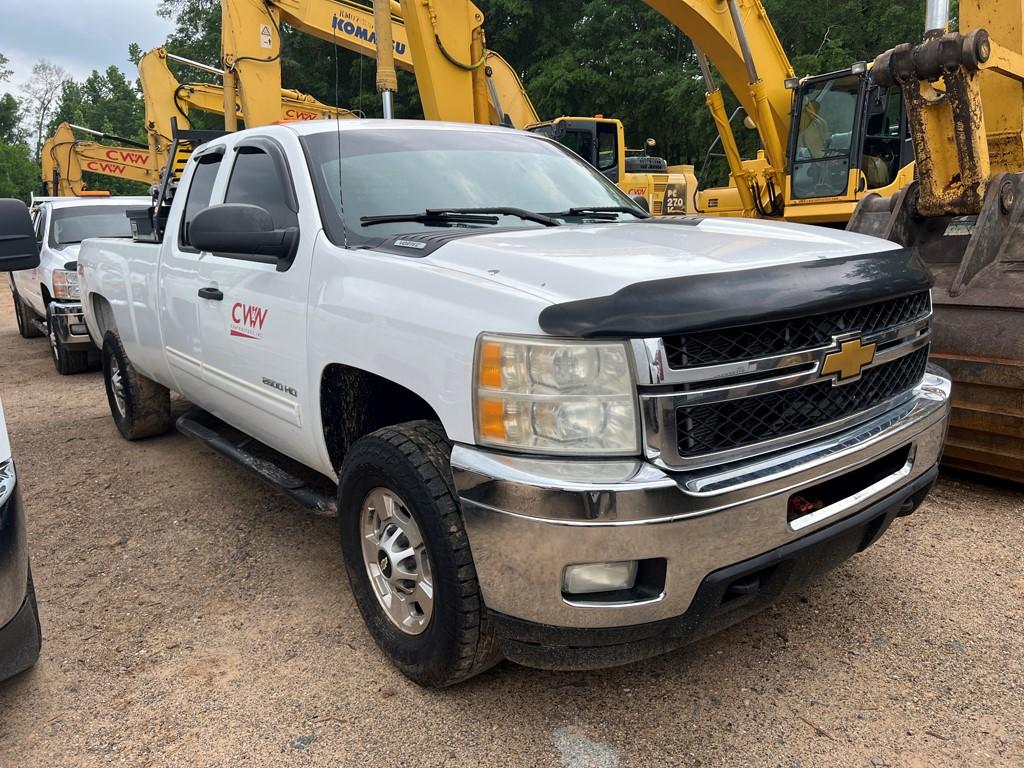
48, 205, 138, 246
302, 128, 639, 243
791, 74, 861, 199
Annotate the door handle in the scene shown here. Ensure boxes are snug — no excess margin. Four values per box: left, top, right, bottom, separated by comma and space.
198, 287, 224, 301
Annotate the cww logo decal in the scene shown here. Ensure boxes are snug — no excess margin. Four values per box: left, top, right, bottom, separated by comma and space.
230, 302, 269, 340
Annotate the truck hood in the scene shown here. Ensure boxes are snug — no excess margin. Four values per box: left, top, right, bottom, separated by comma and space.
422, 217, 904, 304
57, 244, 81, 260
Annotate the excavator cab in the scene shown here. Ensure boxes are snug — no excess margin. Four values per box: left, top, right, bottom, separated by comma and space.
529, 118, 624, 182
788, 67, 912, 206
529, 117, 691, 215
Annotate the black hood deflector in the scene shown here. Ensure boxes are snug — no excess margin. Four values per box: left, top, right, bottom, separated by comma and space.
538, 248, 933, 338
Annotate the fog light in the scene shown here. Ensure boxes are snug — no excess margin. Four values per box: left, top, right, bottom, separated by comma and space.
70, 323, 88, 335
563, 561, 638, 595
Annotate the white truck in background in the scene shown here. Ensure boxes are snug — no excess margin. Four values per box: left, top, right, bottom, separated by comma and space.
7, 196, 149, 374
0, 120, 950, 687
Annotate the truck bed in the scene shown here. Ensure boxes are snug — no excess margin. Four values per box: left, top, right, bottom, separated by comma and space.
79, 238, 169, 385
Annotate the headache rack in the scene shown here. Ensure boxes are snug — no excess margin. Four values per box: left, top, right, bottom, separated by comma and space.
131, 118, 226, 244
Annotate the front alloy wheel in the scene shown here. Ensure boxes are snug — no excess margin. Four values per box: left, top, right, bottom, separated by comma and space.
360, 487, 434, 635
338, 421, 501, 687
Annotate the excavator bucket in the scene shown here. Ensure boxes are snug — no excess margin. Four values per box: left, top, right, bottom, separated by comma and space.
848, 178, 1024, 483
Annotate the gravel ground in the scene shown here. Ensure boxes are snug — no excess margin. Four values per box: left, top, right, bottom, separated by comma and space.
0, 288, 1021, 768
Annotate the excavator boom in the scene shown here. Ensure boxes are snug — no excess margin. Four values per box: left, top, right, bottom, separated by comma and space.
222, 0, 538, 127
139, 46, 358, 164
41, 123, 158, 197
642, 0, 793, 172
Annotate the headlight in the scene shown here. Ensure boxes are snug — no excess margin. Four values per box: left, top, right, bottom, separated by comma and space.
52, 269, 80, 301
474, 334, 640, 455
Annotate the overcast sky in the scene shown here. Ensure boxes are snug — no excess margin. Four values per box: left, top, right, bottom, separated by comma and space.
2, 1, 175, 89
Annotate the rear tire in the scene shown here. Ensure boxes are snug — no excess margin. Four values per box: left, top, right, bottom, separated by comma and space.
101, 331, 172, 440
337, 420, 501, 687
12, 292, 43, 339
47, 305, 90, 375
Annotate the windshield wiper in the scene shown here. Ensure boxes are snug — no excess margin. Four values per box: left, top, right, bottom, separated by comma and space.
545, 206, 651, 220
361, 207, 560, 228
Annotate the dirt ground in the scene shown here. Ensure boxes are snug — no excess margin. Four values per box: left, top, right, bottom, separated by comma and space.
0, 289, 1021, 768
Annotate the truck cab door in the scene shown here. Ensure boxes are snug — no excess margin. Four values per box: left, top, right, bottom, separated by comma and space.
12, 207, 46, 311
159, 148, 225, 402
194, 137, 311, 461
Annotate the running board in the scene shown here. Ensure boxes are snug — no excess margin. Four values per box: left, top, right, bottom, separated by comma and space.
175, 412, 336, 515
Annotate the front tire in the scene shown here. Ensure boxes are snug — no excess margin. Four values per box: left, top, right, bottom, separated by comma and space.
47, 305, 90, 375
12, 292, 43, 339
101, 331, 172, 440
338, 421, 501, 687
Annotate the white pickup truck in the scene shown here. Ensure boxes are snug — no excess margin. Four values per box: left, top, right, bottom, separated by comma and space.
4, 120, 950, 686
7, 196, 150, 374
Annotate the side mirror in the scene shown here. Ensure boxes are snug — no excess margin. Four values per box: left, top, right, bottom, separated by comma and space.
190, 203, 299, 272
630, 194, 651, 214
0, 199, 41, 272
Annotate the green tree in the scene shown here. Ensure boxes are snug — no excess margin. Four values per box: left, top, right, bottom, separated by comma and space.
47, 63, 150, 195
0, 142, 39, 202
0, 93, 21, 144
763, 0, 924, 75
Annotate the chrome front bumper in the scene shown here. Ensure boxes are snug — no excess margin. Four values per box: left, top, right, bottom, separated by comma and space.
47, 301, 91, 348
452, 371, 951, 631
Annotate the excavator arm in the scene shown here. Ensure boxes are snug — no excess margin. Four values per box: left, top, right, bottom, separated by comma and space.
138, 46, 358, 163
221, 0, 538, 128
642, 0, 794, 176
843, 0, 1024, 484
41, 123, 158, 197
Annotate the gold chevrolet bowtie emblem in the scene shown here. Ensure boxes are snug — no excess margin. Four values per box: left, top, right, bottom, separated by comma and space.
821, 338, 877, 384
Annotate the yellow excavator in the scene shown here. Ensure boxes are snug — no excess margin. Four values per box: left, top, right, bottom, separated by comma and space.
40, 51, 356, 197
40, 122, 158, 197
137, 46, 359, 168
219, 0, 692, 214
845, 0, 1024, 483
634, 0, 916, 223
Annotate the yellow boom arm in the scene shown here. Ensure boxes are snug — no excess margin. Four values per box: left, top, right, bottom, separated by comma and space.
221, 0, 538, 127
642, 0, 794, 175
41, 123, 158, 197
138, 46, 359, 162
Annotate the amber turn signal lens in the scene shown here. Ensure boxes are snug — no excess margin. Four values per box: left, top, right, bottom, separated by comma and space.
478, 398, 507, 441
479, 341, 503, 390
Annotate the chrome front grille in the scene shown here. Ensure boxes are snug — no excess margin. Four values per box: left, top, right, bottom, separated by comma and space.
674, 347, 929, 457
634, 292, 933, 469
663, 291, 931, 369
